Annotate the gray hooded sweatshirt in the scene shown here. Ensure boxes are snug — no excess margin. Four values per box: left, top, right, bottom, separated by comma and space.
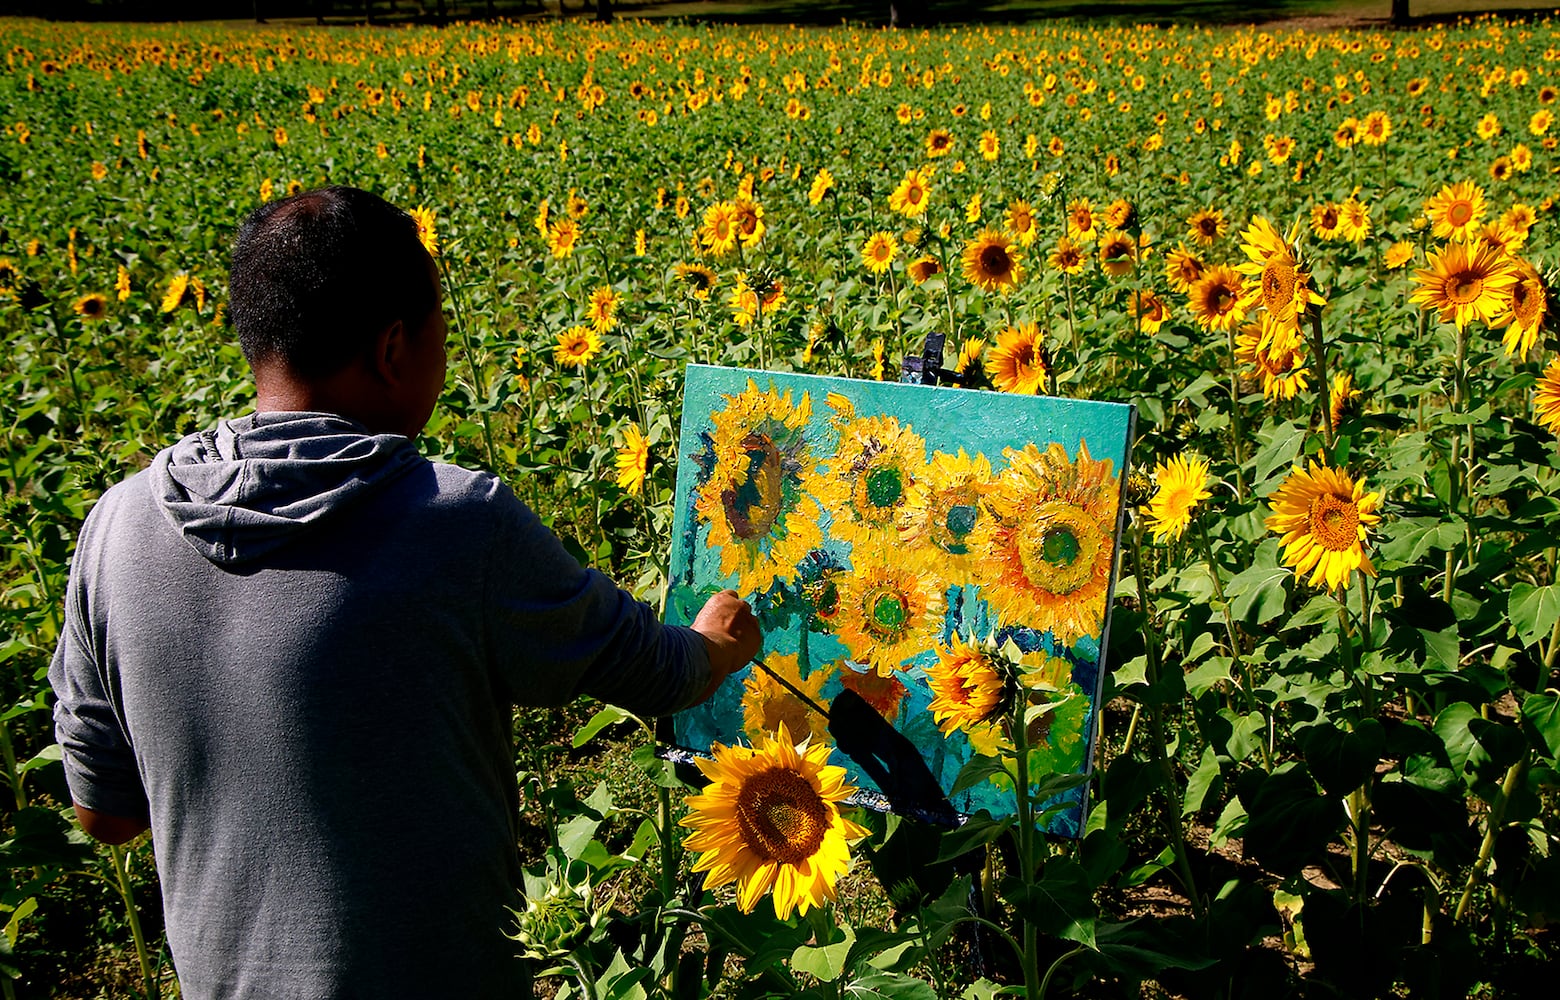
49, 412, 710, 999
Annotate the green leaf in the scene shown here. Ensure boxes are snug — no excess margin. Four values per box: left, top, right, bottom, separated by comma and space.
843, 973, 939, 1000
1301, 721, 1385, 799
1183, 746, 1223, 816
791, 923, 856, 982
572, 705, 633, 748
1521, 693, 1560, 761
1509, 584, 1560, 648
556, 814, 601, 862
934, 813, 1014, 863
1236, 763, 1344, 874
951, 754, 1013, 795
1001, 859, 1097, 946
1226, 542, 1292, 626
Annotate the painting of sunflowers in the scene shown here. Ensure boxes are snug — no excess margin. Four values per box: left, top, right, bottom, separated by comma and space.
666, 366, 1133, 833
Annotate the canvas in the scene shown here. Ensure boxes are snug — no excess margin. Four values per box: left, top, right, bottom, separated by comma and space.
663, 365, 1135, 836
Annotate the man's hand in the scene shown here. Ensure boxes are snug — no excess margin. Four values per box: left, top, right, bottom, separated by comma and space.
690, 589, 762, 704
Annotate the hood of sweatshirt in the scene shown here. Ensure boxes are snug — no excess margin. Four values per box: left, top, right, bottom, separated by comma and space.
150, 412, 424, 566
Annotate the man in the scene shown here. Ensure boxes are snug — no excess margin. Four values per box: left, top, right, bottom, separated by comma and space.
48, 185, 759, 997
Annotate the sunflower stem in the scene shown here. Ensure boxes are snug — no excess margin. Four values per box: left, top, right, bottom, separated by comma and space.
1195, 519, 1271, 771
1308, 310, 1334, 452
1221, 325, 1249, 498
1008, 689, 1043, 1000
1454, 755, 1528, 924
441, 257, 499, 473
109, 844, 157, 1000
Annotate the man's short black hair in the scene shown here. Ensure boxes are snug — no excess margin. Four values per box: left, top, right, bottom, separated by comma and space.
229, 186, 437, 379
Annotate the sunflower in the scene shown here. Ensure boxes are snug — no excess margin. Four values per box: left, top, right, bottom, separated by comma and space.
973, 441, 1120, 644
1475, 219, 1526, 259
1065, 198, 1097, 242
1409, 242, 1517, 330
160, 273, 189, 314
1186, 207, 1227, 246
1235, 316, 1310, 400
1143, 453, 1212, 543
1502, 203, 1537, 235
680, 722, 866, 919
1095, 230, 1138, 277
701, 201, 740, 257
924, 635, 1007, 734
906, 255, 942, 284
115, 265, 130, 301
1333, 117, 1359, 148
961, 230, 1024, 293
1477, 113, 1503, 141
925, 128, 954, 158
808, 168, 834, 206
554, 325, 602, 368
73, 293, 108, 321
1103, 198, 1136, 231
838, 668, 908, 722
1310, 202, 1344, 241
1535, 356, 1560, 436
809, 404, 927, 553
534, 198, 551, 238
1497, 260, 1548, 358
733, 198, 766, 250
1162, 244, 1206, 293
1330, 372, 1363, 429
1424, 180, 1487, 242
410, 205, 439, 258
614, 423, 650, 495
1048, 237, 1087, 275
861, 231, 898, 275
1237, 246, 1326, 330
548, 219, 580, 259
1005, 200, 1038, 247
978, 130, 1000, 160
1185, 265, 1248, 332
898, 448, 994, 583
985, 322, 1048, 394
1238, 215, 1297, 266
741, 653, 830, 745
1264, 461, 1383, 591
1384, 241, 1416, 270
954, 337, 986, 375
888, 167, 934, 218
586, 285, 620, 333
674, 262, 717, 300
833, 560, 944, 674
1360, 110, 1392, 146
1128, 289, 1171, 334
694, 381, 821, 596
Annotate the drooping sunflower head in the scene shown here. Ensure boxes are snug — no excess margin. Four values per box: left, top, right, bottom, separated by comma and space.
808, 168, 834, 206
1498, 259, 1549, 359
1162, 244, 1206, 293
1237, 245, 1326, 328
1128, 290, 1171, 334
1474, 219, 1527, 260
925, 635, 1009, 735
907, 255, 942, 284
1264, 460, 1383, 592
1409, 241, 1518, 330
1104, 198, 1137, 231
1330, 371, 1363, 429
986, 322, 1049, 394
674, 261, 718, 299
1234, 314, 1310, 400
1185, 265, 1248, 332
1238, 214, 1298, 266
975, 441, 1120, 644
962, 229, 1024, 293
681, 723, 867, 919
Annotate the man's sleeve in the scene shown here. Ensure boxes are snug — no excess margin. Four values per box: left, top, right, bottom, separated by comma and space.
47, 540, 150, 821
484, 483, 711, 717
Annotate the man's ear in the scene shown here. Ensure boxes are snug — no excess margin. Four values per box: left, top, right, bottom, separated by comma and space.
369, 319, 408, 387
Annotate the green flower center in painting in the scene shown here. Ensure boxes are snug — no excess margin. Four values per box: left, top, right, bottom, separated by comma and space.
865, 465, 903, 510
861, 585, 911, 642
1015, 504, 1099, 597
1041, 525, 1080, 567
942, 503, 977, 553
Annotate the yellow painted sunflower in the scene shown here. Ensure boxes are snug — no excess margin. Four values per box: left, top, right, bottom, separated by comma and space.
1143, 453, 1213, 544
680, 722, 867, 919
838, 668, 908, 722
861, 231, 898, 274
409, 205, 439, 258
1424, 180, 1487, 242
1265, 461, 1383, 592
833, 560, 945, 674
554, 325, 602, 368
694, 381, 822, 596
1535, 356, 1560, 436
888, 167, 934, 218
986, 322, 1048, 394
1498, 260, 1548, 358
898, 449, 995, 584
1234, 315, 1310, 400
1409, 242, 1517, 330
973, 441, 1120, 644
961, 229, 1024, 293
586, 285, 620, 333
1236, 245, 1326, 330
1185, 265, 1248, 332
810, 404, 927, 552
1162, 244, 1206, 293
613, 423, 649, 495
1186, 207, 1227, 246
741, 653, 831, 746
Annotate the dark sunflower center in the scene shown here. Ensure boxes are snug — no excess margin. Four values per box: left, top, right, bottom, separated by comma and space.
735, 767, 829, 865
1263, 262, 1297, 306
1199, 218, 1218, 236
1448, 271, 1483, 304
722, 434, 785, 540
1307, 492, 1360, 550
865, 465, 903, 509
980, 245, 1012, 276
945, 503, 977, 542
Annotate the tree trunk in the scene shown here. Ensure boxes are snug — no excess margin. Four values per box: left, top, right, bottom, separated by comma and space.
1391, 0, 1410, 26
595, 0, 613, 22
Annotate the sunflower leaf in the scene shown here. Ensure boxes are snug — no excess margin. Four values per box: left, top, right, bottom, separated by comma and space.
791, 923, 856, 982
1508, 583, 1560, 648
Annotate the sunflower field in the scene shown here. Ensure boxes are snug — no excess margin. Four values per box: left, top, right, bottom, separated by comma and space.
4, 8, 1560, 998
